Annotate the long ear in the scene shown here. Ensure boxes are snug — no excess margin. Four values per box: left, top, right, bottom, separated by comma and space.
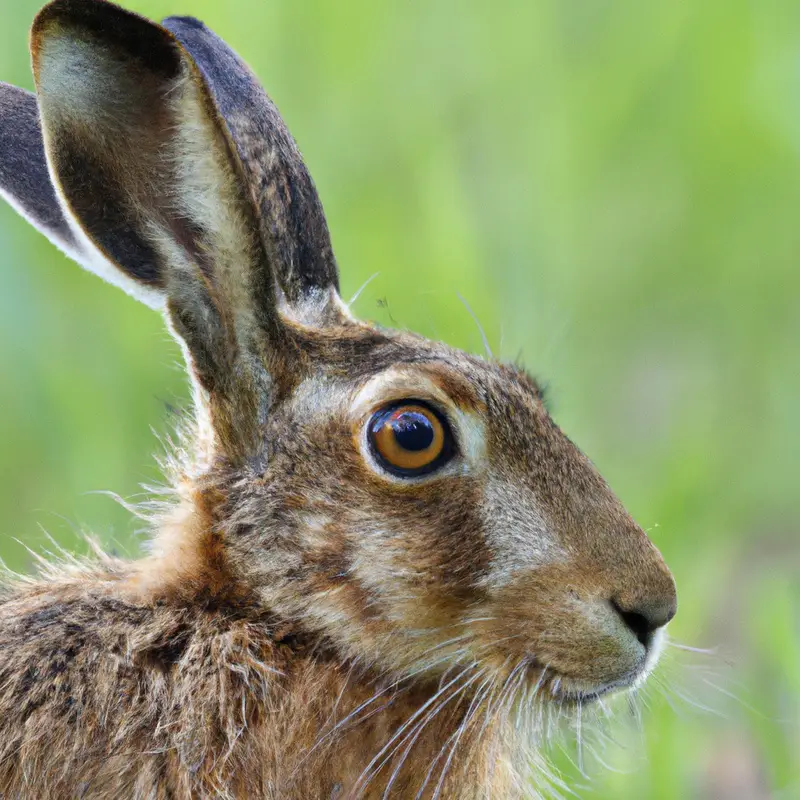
1, 0, 346, 459
162, 15, 341, 317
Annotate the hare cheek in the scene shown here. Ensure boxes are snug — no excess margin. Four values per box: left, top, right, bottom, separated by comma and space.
479, 480, 568, 588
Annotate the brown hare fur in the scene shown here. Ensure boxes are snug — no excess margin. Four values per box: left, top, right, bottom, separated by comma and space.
0, 1, 677, 797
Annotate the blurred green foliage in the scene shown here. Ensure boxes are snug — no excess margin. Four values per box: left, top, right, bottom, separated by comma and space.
0, 0, 798, 796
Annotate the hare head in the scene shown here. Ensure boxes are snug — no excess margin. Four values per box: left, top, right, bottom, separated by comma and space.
0, 0, 675, 710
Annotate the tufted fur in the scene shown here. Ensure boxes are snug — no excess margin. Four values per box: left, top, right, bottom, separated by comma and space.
0, 1, 677, 797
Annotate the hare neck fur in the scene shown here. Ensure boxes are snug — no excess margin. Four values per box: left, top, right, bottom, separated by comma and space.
0, 498, 531, 799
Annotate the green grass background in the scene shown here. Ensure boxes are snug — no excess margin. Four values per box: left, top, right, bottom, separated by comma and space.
0, 0, 798, 796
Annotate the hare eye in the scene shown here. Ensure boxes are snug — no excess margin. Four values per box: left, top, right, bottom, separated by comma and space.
368, 402, 454, 477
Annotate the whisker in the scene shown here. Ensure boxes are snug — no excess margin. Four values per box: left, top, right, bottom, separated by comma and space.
702, 678, 773, 721
456, 291, 493, 359
427, 671, 496, 799
575, 700, 585, 777
668, 685, 730, 719
481, 659, 528, 792
375, 668, 483, 797
666, 640, 720, 656
354, 664, 478, 795
385, 673, 483, 799
348, 271, 380, 306
311, 636, 482, 760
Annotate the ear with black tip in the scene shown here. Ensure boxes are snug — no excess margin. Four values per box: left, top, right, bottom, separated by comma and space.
162, 15, 343, 320
22, 0, 305, 459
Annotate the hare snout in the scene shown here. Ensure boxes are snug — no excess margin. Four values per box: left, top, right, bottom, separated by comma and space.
478, 532, 677, 702
605, 535, 678, 649
566, 547, 676, 692
554, 593, 674, 701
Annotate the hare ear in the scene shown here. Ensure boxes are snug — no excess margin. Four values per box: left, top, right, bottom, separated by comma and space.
162, 15, 343, 322
0, 82, 73, 250
15, 0, 343, 459
0, 84, 90, 269
0, 80, 163, 307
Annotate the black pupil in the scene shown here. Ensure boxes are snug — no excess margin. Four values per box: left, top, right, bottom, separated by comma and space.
390, 411, 434, 452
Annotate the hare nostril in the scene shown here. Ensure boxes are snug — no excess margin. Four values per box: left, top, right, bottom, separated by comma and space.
611, 598, 675, 647
615, 606, 652, 647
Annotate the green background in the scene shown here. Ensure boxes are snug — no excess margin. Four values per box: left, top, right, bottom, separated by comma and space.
1, 0, 797, 796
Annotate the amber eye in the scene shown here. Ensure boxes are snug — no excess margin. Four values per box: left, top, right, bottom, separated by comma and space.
368, 401, 454, 477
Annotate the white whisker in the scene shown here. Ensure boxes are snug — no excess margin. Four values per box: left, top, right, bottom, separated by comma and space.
348, 271, 380, 306
456, 291, 493, 359
354, 664, 478, 795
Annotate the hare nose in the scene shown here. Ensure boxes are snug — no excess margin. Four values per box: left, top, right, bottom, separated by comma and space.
611, 593, 677, 647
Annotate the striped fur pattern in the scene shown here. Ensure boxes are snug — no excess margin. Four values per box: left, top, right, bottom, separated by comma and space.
0, 1, 677, 797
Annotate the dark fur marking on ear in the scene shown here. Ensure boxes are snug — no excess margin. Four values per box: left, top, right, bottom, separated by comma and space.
0, 83, 77, 248
57, 145, 162, 285
163, 16, 340, 302
33, 1, 181, 81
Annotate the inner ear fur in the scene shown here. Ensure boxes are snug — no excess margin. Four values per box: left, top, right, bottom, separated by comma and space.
28, 0, 343, 460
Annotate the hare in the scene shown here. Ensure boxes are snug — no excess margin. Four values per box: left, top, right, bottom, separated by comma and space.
0, 1, 677, 797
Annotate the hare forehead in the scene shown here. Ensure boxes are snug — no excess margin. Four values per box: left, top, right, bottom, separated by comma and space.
351, 361, 482, 411
282, 351, 485, 415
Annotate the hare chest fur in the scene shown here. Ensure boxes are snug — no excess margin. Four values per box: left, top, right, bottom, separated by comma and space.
0, 1, 677, 797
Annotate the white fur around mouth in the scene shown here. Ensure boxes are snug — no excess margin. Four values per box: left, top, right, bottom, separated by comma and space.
544, 627, 669, 704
